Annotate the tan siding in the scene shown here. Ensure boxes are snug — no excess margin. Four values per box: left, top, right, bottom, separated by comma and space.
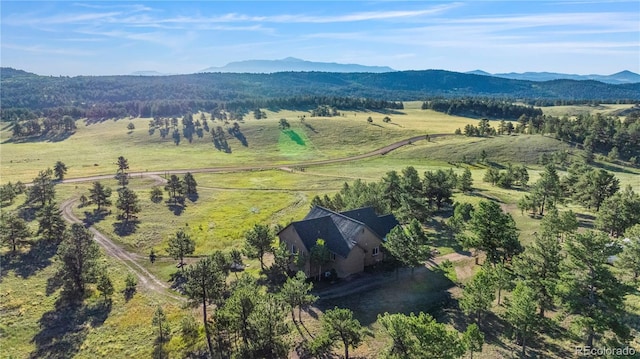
278, 223, 385, 279
356, 228, 385, 266
335, 246, 365, 278
278, 226, 310, 276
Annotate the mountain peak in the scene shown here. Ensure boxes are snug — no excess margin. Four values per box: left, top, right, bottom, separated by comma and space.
200, 58, 395, 74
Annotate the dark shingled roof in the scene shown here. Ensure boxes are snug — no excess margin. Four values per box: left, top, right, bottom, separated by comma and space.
339, 207, 400, 240
288, 206, 399, 258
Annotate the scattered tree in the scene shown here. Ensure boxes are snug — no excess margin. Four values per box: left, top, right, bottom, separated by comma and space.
243, 224, 273, 270
27, 169, 55, 207
152, 306, 171, 343
280, 271, 318, 324
513, 233, 562, 317
0, 213, 31, 254
53, 161, 68, 181
617, 225, 640, 281
166, 229, 195, 269
116, 187, 140, 223
558, 231, 629, 347
505, 281, 538, 357
463, 323, 484, 359
36, 203, 67, 241
460, 269, 495, 325
384, 223, 430, 276
96, 272, 114, 301
468, 200, 521, 265
458, 168, 473, 192
320, 307, 366, 359
184, 256, 230, 357
56, 223, 101, 297
278, 118, 290, 130
150, 186, 163, 203
310, 239, 332, 281
88, 181, 112, 211
124, 273, 138, 299
115, 156, 130, 188
378, 312, 465, 359
164, 175, 183, 204
182, 172, 198, 199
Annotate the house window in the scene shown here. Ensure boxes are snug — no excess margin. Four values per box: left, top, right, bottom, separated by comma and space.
372, 247, 379, 256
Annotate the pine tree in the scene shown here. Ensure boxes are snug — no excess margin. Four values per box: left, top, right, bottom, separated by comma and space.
460, 269, 495, 325
558, 231, 629, 347
88, 181, 112, 211
320, 307, 365, 359
458, 168, 473, 192
57, 223, 101, 297
243, 224, 273, 270
513, 233, 562, 317
0, 213, 31, 254
96, 272, 114, 301
166, 229, 195, 269
280, 271, 317, 324
505, 281, 538, 357
36, 203, 67, 242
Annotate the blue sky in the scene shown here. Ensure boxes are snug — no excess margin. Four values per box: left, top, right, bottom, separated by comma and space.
1, 1, 638, 76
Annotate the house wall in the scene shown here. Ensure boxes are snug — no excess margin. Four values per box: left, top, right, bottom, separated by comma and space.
278, 226, 310, 276
334, 246, 365, 278
278, 224, 385, 279
355, 228, 384, 266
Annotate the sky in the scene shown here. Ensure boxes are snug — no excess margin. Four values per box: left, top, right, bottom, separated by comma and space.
1, 1, 639, 76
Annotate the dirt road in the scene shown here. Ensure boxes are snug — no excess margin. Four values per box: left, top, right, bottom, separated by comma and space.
60, 134, 441, 184
60, 198, 185, 302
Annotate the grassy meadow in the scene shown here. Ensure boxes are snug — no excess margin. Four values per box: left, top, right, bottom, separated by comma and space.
2, 102, 639, 358
0, 102, 478, 184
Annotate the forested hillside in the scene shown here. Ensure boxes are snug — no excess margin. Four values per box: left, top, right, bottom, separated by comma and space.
2, 68, 639, 114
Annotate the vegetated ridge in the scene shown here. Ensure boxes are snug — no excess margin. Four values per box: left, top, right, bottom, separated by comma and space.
2, 67, 639, 113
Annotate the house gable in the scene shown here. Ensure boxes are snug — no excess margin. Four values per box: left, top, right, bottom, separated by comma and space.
278, 206, 398, 271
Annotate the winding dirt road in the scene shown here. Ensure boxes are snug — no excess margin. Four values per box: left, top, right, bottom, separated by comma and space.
60, 197, 185, 302
56, 134, 444, 300
60, 134, 439, 184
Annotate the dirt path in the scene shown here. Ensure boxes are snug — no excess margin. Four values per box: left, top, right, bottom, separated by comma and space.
60, 198, 185, 302
59, 134, 443, 185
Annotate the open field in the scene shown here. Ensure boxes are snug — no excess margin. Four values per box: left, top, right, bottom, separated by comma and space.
538, 103, 637, 118
2, 103, 639, 358
0, 103, 479, 184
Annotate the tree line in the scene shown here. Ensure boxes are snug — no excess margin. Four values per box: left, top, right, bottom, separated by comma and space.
423, 98, 543, 120
311, 165, 473, 224
1, 95, 405, 123
451, 110, 640, 164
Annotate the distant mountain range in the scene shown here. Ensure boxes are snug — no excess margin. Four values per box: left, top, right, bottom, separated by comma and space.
466, 70, 640, 85
126, 57, 640, 85
199, 57, 396, 74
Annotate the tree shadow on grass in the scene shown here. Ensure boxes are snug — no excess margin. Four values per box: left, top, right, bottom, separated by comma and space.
168, 203, 186, 216
30, 297, 111, 359
113, 220, 140, 236
82, 209, 109, 227
303, 122, 318, 134
0, 239, 58, 280
187, 193, 199, 203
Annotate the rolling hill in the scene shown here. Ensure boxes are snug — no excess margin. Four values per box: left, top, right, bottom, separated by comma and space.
1, 67, 639, 112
